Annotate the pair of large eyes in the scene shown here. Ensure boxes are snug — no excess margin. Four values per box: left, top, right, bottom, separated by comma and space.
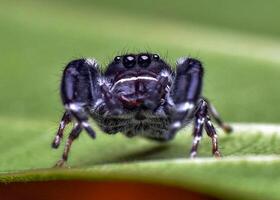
114, 54, 160, 68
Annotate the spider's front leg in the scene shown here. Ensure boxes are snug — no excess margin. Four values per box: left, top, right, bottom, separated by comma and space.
52, 58, 102, 166
169, 58, 203, 135
168, 57, 221, 158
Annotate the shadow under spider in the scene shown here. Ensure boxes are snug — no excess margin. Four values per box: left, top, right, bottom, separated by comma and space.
115, 144, 172, 162
80, 143, 189, 167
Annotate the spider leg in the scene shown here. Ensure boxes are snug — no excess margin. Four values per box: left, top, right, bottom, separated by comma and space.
204, 114, 221, 157
60, 58, 101, 138
144, 76, 169, 110
168, 58, 203, 137
53, 58, 102, 166
100, 84, 123, 116
190, 100, 221, 158
52, 111, 72, 148
190, 101, 205, 158
203, 97, 233, 133
54, 123, 82, 167
66, 103, 96, 138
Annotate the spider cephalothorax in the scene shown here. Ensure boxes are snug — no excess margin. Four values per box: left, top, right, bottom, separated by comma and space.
52, 53, 232, 166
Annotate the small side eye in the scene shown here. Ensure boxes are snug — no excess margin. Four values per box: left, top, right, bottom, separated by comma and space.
114, 56, 121, 62
153, 54, 160, 60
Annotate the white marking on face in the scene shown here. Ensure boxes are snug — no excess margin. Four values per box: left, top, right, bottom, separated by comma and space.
110, 76, 158, 91
176, 102, 194, 112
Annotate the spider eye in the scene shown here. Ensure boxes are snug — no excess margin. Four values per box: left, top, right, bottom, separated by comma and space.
138, 54, 151, 67
153, 54, 160, 60
114, 56, 121, 63
123, 55, 136, 68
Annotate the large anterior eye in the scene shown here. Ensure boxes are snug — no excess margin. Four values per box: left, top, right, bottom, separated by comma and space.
123, 55, 136, 68
138, 54, 151, 67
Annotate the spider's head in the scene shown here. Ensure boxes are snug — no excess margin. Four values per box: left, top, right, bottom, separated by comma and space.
105, 53, 172, 109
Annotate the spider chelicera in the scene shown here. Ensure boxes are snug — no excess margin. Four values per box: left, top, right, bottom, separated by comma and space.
52, 53, 232, 166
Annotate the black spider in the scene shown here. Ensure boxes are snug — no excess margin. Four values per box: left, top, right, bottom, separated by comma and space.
52, 53, 232, 166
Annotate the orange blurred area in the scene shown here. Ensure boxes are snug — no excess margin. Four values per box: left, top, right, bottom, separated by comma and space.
0, 180, 218, 200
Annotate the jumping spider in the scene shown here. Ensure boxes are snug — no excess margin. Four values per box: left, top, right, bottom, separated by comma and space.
52, 53, 232, 166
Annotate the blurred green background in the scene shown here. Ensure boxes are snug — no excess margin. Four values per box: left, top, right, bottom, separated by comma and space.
1, 0, 280, 123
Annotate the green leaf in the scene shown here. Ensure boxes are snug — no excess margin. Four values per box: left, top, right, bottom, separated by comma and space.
1, 118, 280, 200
